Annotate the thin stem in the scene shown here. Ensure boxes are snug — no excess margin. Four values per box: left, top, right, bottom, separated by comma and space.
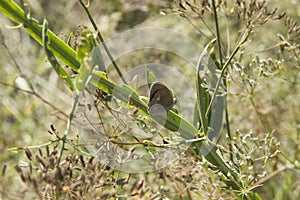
78, 0, 127, 84
212, 0, 223, 67
212, 0, 233, 161
225, 106, 234, 161
57, 94, 79, 165
0, 80, 68, 118
206, 29, 251, 117
7, 140, 59, 152
248, 94, 270, 133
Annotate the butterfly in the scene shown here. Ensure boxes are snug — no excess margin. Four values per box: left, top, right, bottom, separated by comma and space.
148, 81, 176, 115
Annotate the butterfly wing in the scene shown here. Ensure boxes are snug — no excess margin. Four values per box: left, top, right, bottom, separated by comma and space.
148, 82, 174, 114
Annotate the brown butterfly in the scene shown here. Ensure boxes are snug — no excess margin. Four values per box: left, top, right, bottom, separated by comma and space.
148, 81, 176, 115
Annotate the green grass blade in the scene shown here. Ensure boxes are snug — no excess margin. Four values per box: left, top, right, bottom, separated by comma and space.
0, 0, 80, 70
42, 19, 75, 91
195, 39, 216, 135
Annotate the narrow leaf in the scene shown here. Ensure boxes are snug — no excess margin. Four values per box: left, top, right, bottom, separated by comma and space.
42, 19, 75, 91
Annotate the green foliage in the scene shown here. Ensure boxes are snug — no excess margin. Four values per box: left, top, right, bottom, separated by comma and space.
0, 0, 300, 199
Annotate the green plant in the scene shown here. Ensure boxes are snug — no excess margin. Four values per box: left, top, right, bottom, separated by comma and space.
1, 0, 299, 199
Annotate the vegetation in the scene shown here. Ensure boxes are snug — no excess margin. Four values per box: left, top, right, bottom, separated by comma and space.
0, 0, 299, 199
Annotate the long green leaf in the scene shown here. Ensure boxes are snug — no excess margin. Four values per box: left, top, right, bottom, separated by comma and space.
195, 39, 216, 135
42, 19, 75, 91
0, 0, 80, 70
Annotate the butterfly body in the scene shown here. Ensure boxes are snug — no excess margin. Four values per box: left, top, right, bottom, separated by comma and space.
148, 82, 176, 115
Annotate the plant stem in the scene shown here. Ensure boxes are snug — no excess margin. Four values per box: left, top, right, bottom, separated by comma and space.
248, 94, 270, 133
211, 0, 233, 161
212, 0, 223, 67
206, 29, 251, 117
78, 0, 127, 84
57, 94, 79, 165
